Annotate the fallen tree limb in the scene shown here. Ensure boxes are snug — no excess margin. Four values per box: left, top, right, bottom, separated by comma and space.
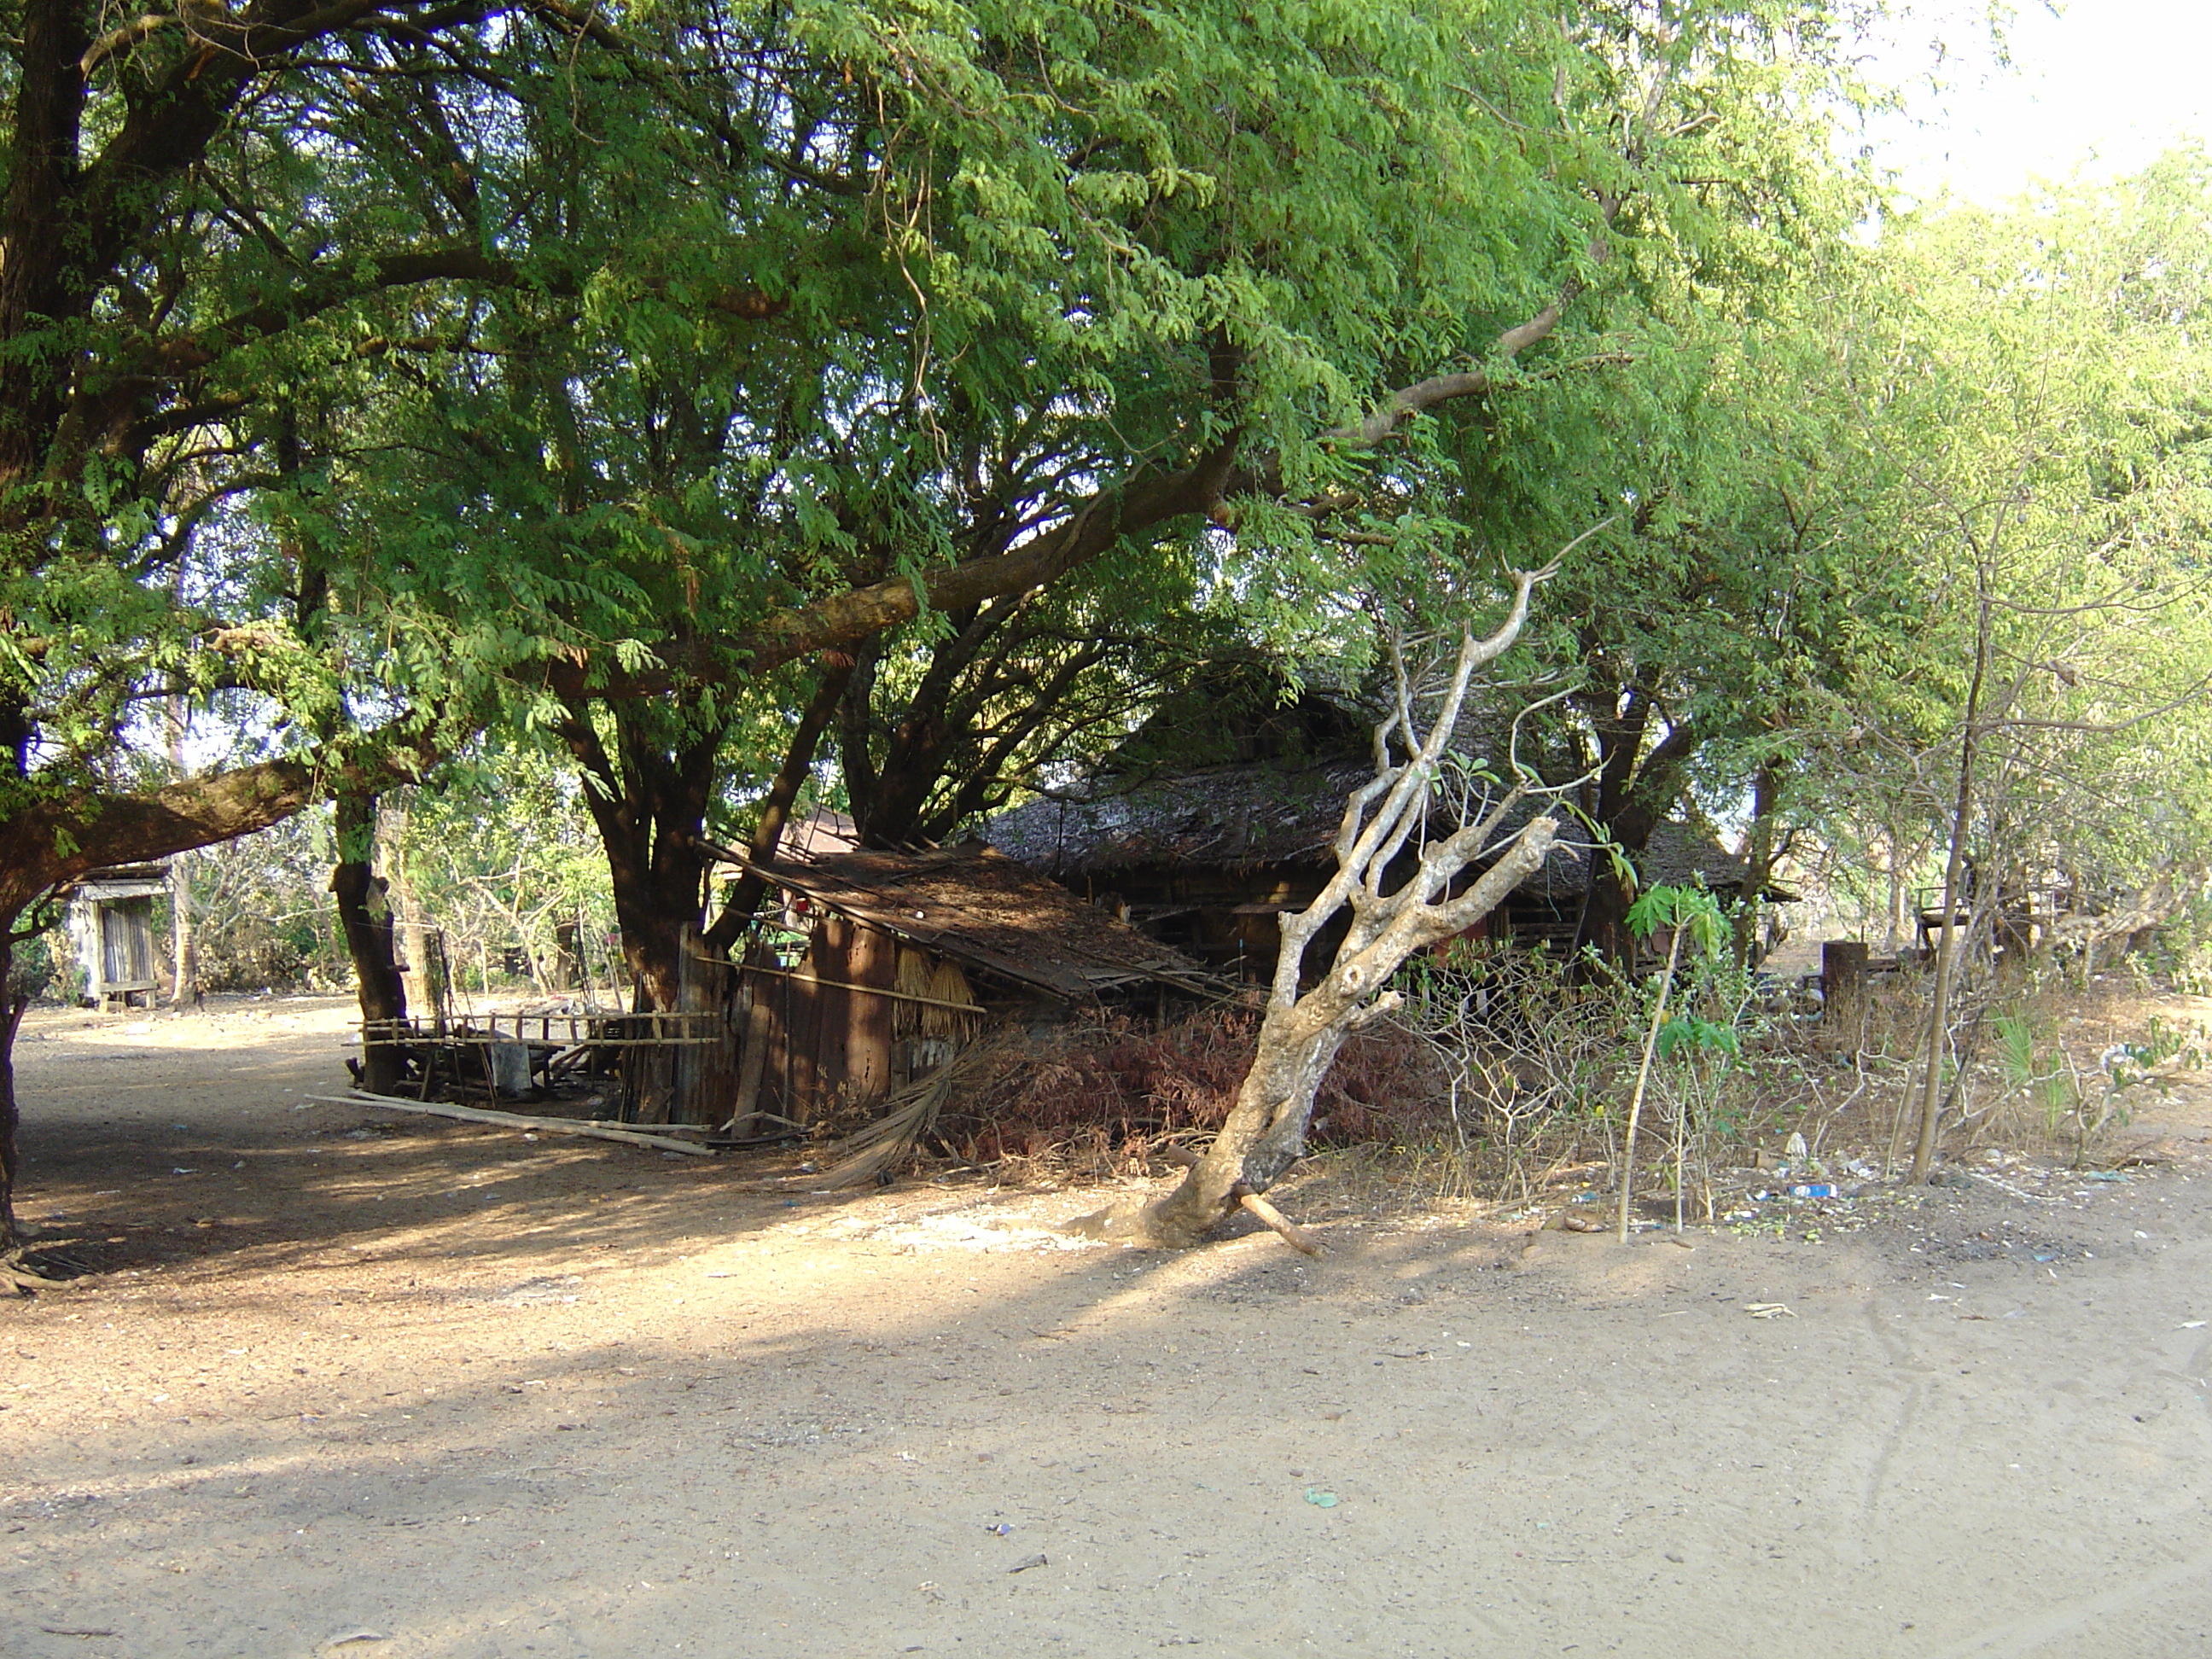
307, 1091, 715, 1155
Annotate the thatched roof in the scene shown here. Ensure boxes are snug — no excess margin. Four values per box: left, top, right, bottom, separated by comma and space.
730, 843, 1228, 1002
986, 760, 1775, 899
988, 760, 1375, 876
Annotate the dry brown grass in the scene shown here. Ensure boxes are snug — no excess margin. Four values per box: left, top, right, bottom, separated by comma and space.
884, 962, 2208, 1207
926, 1005, 1451, 1185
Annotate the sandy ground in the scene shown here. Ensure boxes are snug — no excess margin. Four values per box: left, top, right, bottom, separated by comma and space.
5, 994, 2212, 1659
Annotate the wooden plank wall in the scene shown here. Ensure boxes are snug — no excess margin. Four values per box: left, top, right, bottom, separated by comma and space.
757, 917, 903, 1126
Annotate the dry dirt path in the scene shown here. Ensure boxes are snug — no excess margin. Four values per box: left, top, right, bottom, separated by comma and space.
4, 997, 2212, 1658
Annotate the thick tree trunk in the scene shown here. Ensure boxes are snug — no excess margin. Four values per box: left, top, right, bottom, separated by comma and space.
1567, 686, 1697, 973
166, 701, 198, 1006
557, 703, 735, 1121
1136, 818, 1562, 1246
374, 800, 434, 1020
0, 0, 92, 493
1732, 765, 1783, 968
1137, 993, 1364, 1245
559, 705, 724, 1015
1, 929, 26, 1254
168, 852, 197, 1006
608, 860, 702, 1013
333, 794, 409, 1094
1574, 795, 1665, 970
1575, 865, 1639, 971
711, 656, 855, 944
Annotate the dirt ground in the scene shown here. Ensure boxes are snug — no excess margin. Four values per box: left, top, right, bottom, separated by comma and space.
5, 993, 2212, 1659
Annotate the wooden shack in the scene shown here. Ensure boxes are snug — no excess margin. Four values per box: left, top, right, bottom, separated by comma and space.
987, 760, 1786, 977
65, 863, 170, 1010
725, 844, 1221, 1129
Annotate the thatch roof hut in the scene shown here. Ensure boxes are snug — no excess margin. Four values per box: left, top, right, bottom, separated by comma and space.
721, 843, 1225, 1126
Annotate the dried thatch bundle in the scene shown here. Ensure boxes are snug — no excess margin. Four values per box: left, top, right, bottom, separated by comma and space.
894, 946, 981, 1040
809, 1032, 1018, 1190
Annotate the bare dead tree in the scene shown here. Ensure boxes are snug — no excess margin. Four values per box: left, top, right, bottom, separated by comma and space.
1088, 548, 1589, 1249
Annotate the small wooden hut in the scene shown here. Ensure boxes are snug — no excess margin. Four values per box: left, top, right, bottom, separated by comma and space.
725, 844, 1222, 1129
64, 863, 170, 1010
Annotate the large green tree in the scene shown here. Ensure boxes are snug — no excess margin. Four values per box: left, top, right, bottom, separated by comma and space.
356, 0, 1895, 1019
0, 0, 1899, 1232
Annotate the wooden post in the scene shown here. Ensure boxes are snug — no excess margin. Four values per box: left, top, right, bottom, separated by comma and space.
1822, 940, 1869, 1051
665, 925, 739, 1126
728, 946, 777, 1138
785, 920, 838, 1123
841, 923, 899, 1112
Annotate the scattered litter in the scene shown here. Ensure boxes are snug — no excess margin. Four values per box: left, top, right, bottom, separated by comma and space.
1303, 1487, 1340, 1509
492, 1276, 581, 1307
1743, 1303, 1796, 1319
831, 1212, 1104, 1255
2182, 1322, 2207, 1330
318, 1634, 390, 1652
171, 1167, 197, 1175
38, 1629, 116, 1639
1007, 1553, 1048, 1574
1559, 1215, 1604, 1233
985, 1522, 1013, 1535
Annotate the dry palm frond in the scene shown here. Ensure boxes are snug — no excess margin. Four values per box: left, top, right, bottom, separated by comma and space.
893, 947, 934, 1037
810, 1033, 1017, 1190
921, 958, 981, 1039
892, 947, 981, 1039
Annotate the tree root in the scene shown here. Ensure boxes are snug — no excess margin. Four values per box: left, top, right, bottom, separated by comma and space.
1232, 1188, 1324, 1255
0, 1248, 66, 1298
1065, 1147, 1324, 1254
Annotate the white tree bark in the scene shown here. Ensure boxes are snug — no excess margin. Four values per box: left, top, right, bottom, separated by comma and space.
1101, 556, 1576, 1248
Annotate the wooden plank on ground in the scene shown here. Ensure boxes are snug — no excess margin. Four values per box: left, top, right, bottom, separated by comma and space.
302, 1091, 716, 1155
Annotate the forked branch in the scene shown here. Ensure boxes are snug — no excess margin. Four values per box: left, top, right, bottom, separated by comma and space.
1080, 544, 1590, 1249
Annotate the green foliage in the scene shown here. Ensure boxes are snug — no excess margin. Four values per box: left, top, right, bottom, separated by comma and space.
1626, 882, 1728, 953
185, 815, 352, 992
386, 746, 620, 993
1656, 1014, 1742, 1061
3, 0, 1898, 899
